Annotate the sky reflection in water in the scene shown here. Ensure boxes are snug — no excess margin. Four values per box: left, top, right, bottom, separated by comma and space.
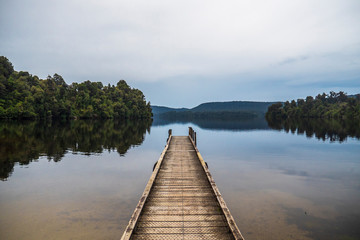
0, 119, 359, 240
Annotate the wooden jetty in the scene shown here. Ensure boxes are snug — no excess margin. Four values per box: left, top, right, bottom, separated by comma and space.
121, 128, 244, 240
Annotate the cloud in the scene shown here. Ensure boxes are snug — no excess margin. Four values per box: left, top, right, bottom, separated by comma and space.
279, 56, 310, 66
1, 0, 359, 105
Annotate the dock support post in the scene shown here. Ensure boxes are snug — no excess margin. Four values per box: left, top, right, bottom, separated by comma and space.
167, 129, 172, 142
194, 132, 197, 146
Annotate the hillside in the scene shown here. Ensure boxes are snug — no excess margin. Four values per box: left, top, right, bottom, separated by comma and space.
152, 101, 277, 116
192, 101, 276, 112
151, 106, 188, 115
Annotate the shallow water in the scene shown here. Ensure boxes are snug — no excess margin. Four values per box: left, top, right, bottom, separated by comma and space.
0, 119, 359, 240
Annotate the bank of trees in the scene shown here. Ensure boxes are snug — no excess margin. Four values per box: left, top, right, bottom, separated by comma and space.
266, 91, 360, 120
0, 56, 152, 119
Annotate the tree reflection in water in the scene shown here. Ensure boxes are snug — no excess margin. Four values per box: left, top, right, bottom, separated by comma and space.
266, 117, 360, 142
0, 119, 152, 180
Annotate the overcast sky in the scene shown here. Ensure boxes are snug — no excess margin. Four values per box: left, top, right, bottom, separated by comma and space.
1, 0, 359, 107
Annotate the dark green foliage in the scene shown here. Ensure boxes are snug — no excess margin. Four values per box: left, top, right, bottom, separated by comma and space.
0, 57, 152, 119
0, 56, 14, 79
266, 91, 360, 121
266, 102, 284, 119
0, 119, 152, 180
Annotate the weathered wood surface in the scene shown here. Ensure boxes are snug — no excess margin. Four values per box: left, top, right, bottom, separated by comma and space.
121, 131, 244, 240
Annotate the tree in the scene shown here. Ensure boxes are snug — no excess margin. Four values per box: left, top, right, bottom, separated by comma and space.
0, 56, 153, 119
0, 56, 14, 79
266, 91, 360, 121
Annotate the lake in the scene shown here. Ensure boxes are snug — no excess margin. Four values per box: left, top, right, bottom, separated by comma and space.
0, 118, 359, 240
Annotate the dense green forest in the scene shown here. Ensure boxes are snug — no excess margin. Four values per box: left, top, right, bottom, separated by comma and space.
0, 56, 152, 119
266, 91, 360, 120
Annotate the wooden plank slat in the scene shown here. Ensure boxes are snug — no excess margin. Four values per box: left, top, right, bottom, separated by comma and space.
120, 131, 245, 240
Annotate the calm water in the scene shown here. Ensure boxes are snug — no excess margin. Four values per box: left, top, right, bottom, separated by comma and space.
0, 118, 359, 240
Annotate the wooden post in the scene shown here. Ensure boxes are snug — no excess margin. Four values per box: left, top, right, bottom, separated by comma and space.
167, 129, 172, 142
188, 127, 196, 146
194, 132, 197, 146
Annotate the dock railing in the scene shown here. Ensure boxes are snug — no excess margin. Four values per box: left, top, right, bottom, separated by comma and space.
188, 127, 196, 146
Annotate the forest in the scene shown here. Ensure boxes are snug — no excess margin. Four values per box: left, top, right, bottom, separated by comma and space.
0, 56, 152, 119
266, 91, 360, 120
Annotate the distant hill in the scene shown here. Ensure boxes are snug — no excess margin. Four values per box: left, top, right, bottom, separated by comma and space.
348, 94, 360, 99
151, 106, 189, 115
191, 101, 276, 113
152, 101, 277, 116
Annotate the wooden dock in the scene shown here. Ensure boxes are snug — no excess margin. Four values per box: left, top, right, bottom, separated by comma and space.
121, 128, 244, 240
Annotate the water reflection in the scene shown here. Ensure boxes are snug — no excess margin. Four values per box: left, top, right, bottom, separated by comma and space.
153, 115, 269, 131
266, 117, 360, 142
192, 127, 360, 240
284, 206, 360, 240
0, 119, 152, 180
0, 119, 359, 240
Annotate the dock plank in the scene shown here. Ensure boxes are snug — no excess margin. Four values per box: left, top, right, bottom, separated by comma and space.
121, 133, 244, 240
